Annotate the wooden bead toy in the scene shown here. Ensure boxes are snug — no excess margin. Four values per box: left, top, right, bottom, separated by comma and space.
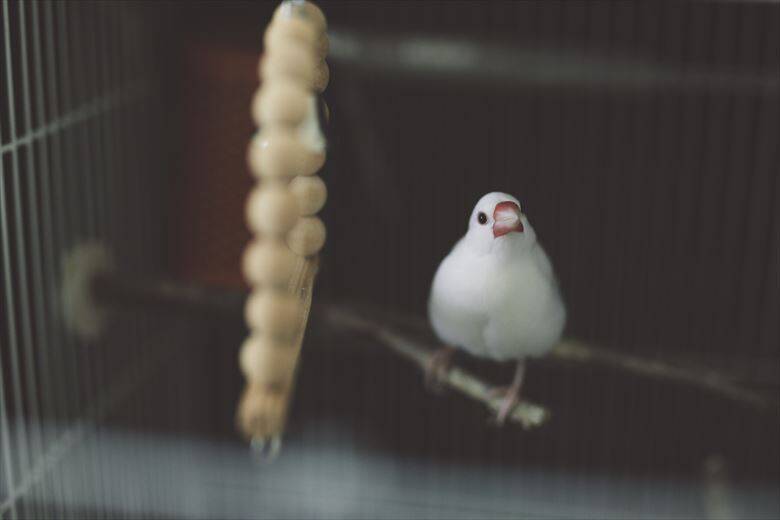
246, 185, 299, 235
242, 239, 297, 287
319, 97, 330, 124
264, 15, 328, 61
239, 0, 329, 450
313, 60, 330, 92
251, 80, 309, 127
264, 16, 318, 53
289, 175, 326, 216
259, 42, 317, 87
237, 383, 287, 439
247, 131, 325, 179
272, 1, 328, 66
296, 95, 326, 153
244, 289, 302, 338
272, 0, 327, 35
239, 335, 298, 391
315, 33, 329, 62
286, 216, 326, 256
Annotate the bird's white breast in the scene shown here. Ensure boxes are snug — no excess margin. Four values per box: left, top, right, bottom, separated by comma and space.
428, 241, 565, 361
428, 240, 491, 357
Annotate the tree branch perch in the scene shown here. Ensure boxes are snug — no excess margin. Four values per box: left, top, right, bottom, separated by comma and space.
319, 303, 778, 415
319, 305, 550, 429
551, 340, 776, 413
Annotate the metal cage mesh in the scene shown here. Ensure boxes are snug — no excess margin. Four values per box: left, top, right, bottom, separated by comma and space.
1, 1, 169, 516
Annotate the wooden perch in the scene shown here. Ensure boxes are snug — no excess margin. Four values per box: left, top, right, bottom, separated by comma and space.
551, 339, 776, 413
320, 305, 550, 429
320, 303, 778, 415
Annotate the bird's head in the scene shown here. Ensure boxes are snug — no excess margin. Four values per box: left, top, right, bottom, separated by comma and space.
466, 192, 536, 255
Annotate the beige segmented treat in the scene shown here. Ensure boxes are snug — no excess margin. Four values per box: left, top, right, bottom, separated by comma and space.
239, 335, 298, 391
245, 290, 302, 339
242, 239, 297, 287
246, 185, 299, 235
289, 175, 326, 216
287, 216, 326, 256
251, 81, 310, 128
247, 131, 325, 179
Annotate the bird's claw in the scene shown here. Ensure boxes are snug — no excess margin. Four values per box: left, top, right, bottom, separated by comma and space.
425, 347, 454, 394
488, 385, 521, 426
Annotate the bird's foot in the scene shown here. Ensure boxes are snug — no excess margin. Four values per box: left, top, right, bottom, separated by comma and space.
425, 346, 455, 394
488, 360, 526, 426
488, 385, 521, 426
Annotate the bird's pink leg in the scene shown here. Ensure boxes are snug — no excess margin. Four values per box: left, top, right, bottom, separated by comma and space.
491, 359, 526, 425
425, 346, 455, 392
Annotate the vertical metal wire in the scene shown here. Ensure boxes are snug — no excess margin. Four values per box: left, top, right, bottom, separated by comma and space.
15, 1, 49, 516
0, 0, 168, 514
118, 4, 145, 513
97, 2, 132, 499
0, 303, 18, 516
645, 0, 670, 371
0, 5, 19, 514
735, 14, 777, 356
2, 2, 34, 516
69, 3, 105, 514
27, 1, 62, 514
104, 7, 130, 512
664, 2, 688, 360
31, 1, 68, 513
87, 3, 112, 515
51, 0, 91, 508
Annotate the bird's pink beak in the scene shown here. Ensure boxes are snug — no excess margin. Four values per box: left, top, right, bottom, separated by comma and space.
493, 201, 524, 238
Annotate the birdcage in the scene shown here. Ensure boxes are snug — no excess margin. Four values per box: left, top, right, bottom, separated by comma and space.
1, 1, 778, 518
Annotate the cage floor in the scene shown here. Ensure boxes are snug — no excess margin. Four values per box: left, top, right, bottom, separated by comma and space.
8, 420, 777, 519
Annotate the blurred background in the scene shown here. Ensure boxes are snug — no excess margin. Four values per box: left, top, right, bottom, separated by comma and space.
1, 0, 778, 518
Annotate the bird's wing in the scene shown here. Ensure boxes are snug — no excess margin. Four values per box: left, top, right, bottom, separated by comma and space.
429, 242, 493, 355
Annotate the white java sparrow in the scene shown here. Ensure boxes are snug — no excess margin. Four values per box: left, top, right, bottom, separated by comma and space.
427, 192, 566, 424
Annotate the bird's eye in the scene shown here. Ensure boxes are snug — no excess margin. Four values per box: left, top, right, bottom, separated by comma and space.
477, 212, 488, 225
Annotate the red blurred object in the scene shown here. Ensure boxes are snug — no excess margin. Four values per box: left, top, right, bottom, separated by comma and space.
171, 43, 258, 289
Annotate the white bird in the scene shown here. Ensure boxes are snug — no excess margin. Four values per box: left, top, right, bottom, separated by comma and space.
427, 192, 566, 424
